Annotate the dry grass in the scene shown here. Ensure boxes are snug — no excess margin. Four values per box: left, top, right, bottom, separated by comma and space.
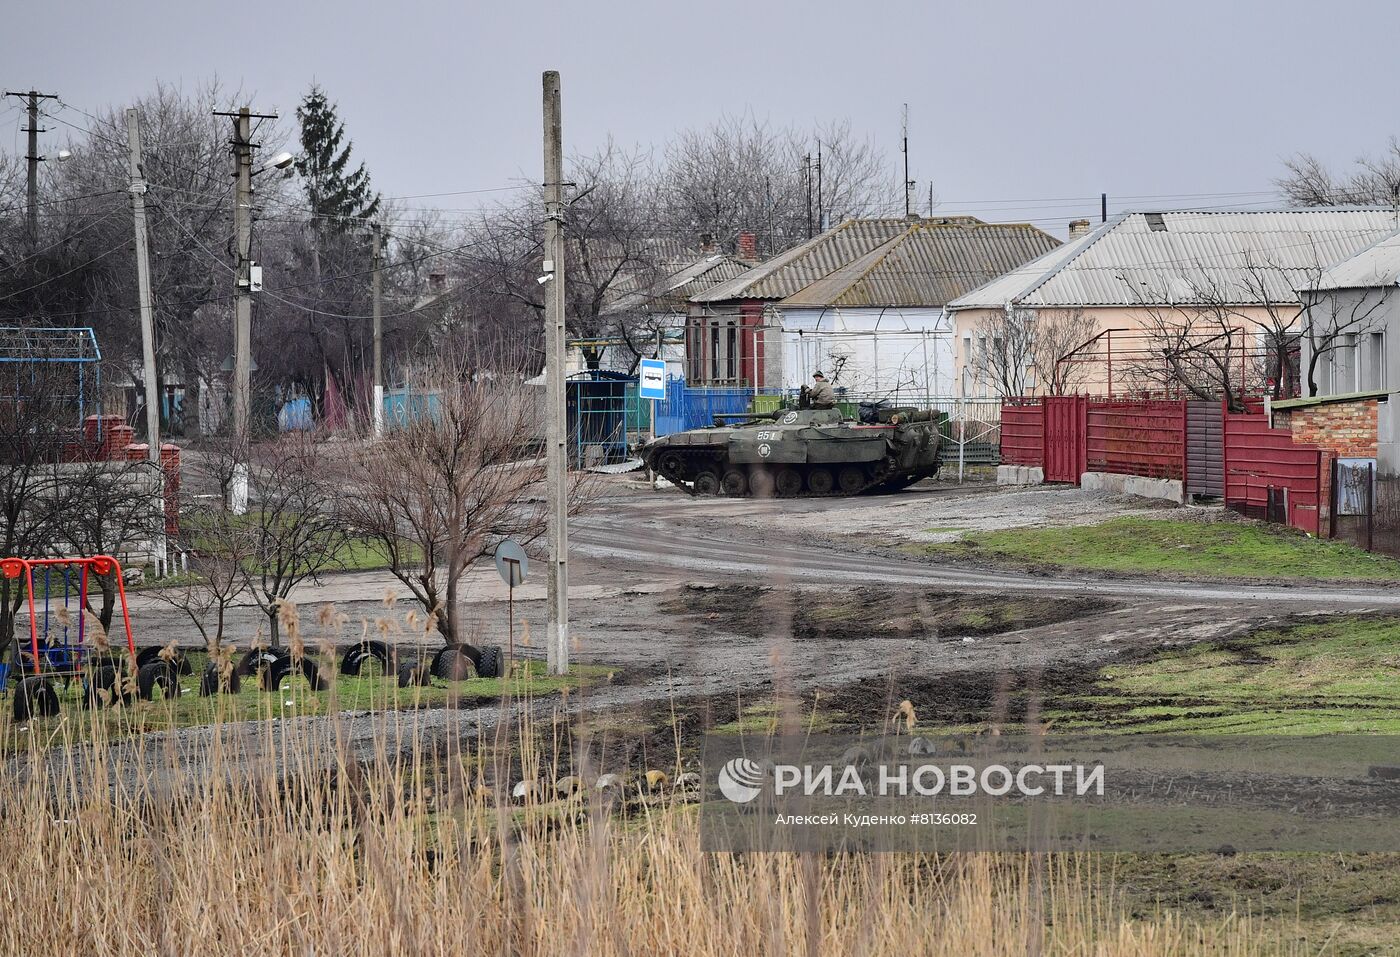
0, 693, 1307, 957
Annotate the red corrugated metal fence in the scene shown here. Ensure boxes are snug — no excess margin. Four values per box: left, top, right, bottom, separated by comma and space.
999, 398, 1044, 467
1085, 400, 1186, 480
1222, 412, 1322, 535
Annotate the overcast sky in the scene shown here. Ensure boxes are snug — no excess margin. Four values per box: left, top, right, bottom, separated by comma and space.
6, 0, 1399, 238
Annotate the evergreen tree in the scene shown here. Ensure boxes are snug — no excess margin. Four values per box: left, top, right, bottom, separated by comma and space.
295, 85, 380, 230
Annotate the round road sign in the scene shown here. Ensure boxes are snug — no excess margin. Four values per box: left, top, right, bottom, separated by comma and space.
494, 539, 528, 587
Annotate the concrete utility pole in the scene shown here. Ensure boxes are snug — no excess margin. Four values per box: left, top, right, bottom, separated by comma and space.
542, 70, 570, 675
230, 108, 254, 514
371, 221, 384, 438
125, 108, 167, 571
215, 106, 280, 513
5, 90, 58, 244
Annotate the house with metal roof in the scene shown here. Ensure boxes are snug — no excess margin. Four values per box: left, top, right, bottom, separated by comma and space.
946, 208, 1399, 398
578, 249, 751, 377
1294, 228, 1400, 470
687, 217, 1060, 400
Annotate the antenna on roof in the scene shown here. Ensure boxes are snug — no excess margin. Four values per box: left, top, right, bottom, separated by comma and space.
902, 104, 914, 219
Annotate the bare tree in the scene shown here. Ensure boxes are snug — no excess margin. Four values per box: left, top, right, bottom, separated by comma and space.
340, 357, 587, 645
54, 458, 164, 631
148, 501, 251, 651
1297, 283, 1388, 396
0, 381, 70, 658
971, 308, 1035, 396
1032, 309, 1101, 395
970, 307, 1100, 396
660, 115, 896, 255
241, 436, 347, 646
1279, 140, 1400, 207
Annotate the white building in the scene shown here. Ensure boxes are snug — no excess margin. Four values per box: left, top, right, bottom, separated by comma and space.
689, 217, 1060, 400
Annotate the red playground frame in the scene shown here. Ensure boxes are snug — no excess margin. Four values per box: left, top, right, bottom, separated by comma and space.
1, 555, 138, 676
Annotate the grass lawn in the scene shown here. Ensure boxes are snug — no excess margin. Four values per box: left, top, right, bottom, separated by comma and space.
922, 515, 1400, 582
1048, 614, 1400, 734
2, 654, 614, 749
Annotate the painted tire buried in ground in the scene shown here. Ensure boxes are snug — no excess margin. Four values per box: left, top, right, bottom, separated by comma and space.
199, 662, 242, 696
431, 645, 478, 680
397, 658, 431, 688
14, 676, 59, 721
476, 645, 504, 679
83, 664, 121, 708
136, 661, 179, 701
136, 646, 192, 676
263, 654, 331, 692
340, 640, 396, 677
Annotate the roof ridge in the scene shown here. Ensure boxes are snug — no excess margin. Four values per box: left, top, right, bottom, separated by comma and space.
1012, 212, 1130, 305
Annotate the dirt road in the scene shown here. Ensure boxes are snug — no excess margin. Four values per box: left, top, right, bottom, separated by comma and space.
24, 477, 1400, 792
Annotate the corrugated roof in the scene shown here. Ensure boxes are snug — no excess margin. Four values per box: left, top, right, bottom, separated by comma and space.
602, 252, 750, 316
1309, 228, 1400, 291
779, 221, 1060, 308
947, 208, 1400, 311
692, 217, 991, 304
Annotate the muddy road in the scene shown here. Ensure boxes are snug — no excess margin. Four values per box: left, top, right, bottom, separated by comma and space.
27, 476, 1400, 791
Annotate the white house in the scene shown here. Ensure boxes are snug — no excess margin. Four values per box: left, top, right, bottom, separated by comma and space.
689, 217, 1060, 401
1298, 227, 1400, 470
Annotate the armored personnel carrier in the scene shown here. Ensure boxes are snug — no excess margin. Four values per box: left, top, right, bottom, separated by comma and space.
642, 404, 944, 497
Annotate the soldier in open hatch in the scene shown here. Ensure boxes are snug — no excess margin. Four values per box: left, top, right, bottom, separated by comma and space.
808, 371, 835, 409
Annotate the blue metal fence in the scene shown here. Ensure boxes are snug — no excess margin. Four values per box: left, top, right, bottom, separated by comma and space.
653, 377, 780, 435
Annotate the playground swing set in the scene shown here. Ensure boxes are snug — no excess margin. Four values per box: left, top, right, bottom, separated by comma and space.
0, 555, 197, 721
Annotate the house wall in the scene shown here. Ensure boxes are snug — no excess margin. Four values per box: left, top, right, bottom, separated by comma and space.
1299, 286, 1398, 471
951, 303, 1301, 398
776, 306, 956, 400
685, 301, 776, 388
1274, 397, 1382, 523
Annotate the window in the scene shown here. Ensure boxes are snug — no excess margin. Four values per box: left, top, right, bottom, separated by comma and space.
1363, 332, 1386, 392
1333, 334, 1357, 394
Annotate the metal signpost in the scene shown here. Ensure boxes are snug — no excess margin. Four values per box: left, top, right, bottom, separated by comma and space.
494, 539, 529, 664
639, 357, 666, 488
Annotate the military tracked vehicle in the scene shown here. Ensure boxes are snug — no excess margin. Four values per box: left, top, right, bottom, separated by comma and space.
642, 403, 944, 497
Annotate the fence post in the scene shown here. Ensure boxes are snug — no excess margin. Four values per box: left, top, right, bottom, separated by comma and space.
1328, 456, 1337, 540
1368, 461, 1375, 552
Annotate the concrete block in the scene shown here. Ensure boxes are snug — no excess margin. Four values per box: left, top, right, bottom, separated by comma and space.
997, 465, 1044, 486
1080, 471, 1185, 504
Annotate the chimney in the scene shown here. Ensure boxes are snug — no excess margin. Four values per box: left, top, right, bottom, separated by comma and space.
1068, 219, 1092, 240
698, 233, 716, 254
737, 231, 757, 262
428, 272, 446, 293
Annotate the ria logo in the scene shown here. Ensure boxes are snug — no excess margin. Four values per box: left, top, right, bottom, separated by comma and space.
717, 757, 767, 803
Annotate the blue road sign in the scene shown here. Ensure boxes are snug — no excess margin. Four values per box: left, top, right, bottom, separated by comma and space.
639, 359, 666, 400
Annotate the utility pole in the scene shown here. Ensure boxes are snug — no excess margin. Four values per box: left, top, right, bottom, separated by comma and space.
231, 108, 254, 515
5, 90, 58, 244
542, 71, 569, 675
371, 221, 384, 438
1101, 192, 1108, 223
815, 140, 823, 231
126, 108, 166, 571
215, 106, 277, 514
